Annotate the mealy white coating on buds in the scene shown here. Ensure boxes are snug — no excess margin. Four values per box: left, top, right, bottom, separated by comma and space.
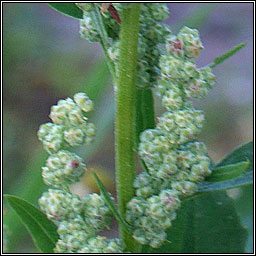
42, 150, 86, 188
79, 3, 171, 89
82, 193, 113, 231
54, 216, 95, 253
38, 3, 216, 251
37, 123, 64, 154
38, 93, 96, 152
38, 189, 83, 224
126, 13, 214, 248
38, 92, 114, 253
78, 236, 123, 253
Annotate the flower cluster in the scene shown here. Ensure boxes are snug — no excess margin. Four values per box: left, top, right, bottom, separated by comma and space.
38, 93, 123, 253
37, 3, 216, 252
38, 93, 95, 154
78, 3, 170, 88
125, 9, 215, 248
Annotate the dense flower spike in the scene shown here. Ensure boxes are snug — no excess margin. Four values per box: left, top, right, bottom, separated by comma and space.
38, 93, 122, 252
79, 3, 171, 88
37, 3, 216, 252
123, 5, 214, 248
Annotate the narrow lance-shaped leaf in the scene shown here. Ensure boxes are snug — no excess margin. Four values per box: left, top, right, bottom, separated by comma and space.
210, 42, 247, 68
4, 195, 59, 253
198, 141, 253, 193
206, 160, 250, 182
48, 3, 83, 19
93, 173, 132, 233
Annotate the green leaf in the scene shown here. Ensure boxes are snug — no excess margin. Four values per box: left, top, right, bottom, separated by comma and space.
206, 160, 250, 182
4, 195, 58, 253
92, 173, 131, 233
210, 42, 247, 68
147, 191, 247, 253
216, 141, 253, 168
48, 3, 83, 19
198, 141, 253, 192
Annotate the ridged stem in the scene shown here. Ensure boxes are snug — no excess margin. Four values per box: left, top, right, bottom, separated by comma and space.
115, 4, 141, 252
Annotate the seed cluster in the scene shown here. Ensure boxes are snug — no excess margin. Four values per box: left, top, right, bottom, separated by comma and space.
124, 8, 215, 248
79, 3, 170, 88
38, 3, 216, 252
38, 93, 122, 253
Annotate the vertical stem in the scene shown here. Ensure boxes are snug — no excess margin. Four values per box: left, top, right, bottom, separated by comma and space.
115, 4, 141, 252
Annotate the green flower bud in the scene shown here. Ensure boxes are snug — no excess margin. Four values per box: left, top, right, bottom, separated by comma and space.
64, 127, 84, 146
148, 3, 169, 22
42, 150, 86, 188
39, 189, 83, 223
159, 189, 181, 210
107, 41, 120, 61
172, 181, 198, 196
177, 150, 195, 169
162, 89, 184, 110
74, 92, 94, 113
49, 98, 76, 125
83, 193, 112, 230
126, 197, 147, 219
38, 123, 64, 154
160, 55, 184, 78
178, 26, 204, 59
80, 15, 100, 42
104, 238, 123, 253
136, 186, 155, 198
78, 236, 123, 253
166, 35, 184, 58
133, 228, 148, 245
149, 230, 167, 248
200, 66, 216, 88
54, 216, 95, 253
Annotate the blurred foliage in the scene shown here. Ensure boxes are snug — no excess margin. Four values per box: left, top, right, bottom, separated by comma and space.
3, 3, 253, 253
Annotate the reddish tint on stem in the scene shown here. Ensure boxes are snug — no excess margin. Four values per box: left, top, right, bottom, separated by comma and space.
107, 4, 121, 24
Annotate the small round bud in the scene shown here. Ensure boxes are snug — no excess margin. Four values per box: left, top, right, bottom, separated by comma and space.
54, 216, 95, 253
42, 150, 86, 188
82, 193, 112, 230
38, 189, 83, 223
74, 92, 94, 113
172, 181, 198, 196
178, 26, 204, 59
38, 123, 64, 154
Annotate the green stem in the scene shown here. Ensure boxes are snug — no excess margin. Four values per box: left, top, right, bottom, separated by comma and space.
115, 4, 141, 252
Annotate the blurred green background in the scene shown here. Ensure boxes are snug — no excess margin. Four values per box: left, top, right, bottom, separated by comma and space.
3, 3, 253, 253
